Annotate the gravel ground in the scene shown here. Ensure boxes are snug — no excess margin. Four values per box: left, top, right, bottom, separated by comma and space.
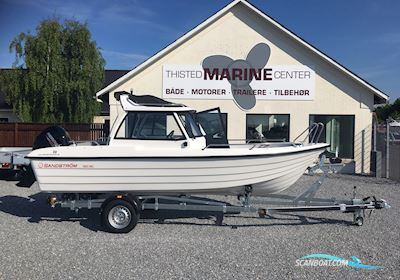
0, 173, 399, 279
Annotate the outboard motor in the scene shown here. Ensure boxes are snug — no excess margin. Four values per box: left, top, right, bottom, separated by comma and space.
18, 126, 72, 188
33, 126, 72, 150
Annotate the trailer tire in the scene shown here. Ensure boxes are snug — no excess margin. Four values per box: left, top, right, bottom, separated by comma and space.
354, 216, 364, 227
102, 199, 139, 233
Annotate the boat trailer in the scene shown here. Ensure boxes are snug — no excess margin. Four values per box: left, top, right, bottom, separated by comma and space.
48, 162, 390, 233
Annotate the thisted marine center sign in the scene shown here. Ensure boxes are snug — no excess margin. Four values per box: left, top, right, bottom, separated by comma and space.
162, 43, 315, 110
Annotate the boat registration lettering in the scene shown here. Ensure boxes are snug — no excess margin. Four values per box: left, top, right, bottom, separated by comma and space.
38, 163, 78, 169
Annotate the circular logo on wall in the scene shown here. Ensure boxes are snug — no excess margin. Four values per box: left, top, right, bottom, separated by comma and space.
202, 43, 271, 110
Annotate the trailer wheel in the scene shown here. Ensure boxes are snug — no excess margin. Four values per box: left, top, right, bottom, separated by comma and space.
102, 199, 139, 233
354, 217, 364, 226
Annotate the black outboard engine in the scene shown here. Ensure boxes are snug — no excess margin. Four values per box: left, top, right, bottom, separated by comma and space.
18, 126, 72, 188
33, 126, 72, 150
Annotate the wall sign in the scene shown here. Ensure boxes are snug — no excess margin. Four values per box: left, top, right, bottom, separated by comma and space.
162, 43, 315, 110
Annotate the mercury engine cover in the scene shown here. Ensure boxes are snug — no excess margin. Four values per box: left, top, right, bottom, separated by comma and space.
18, 126, 72, 188
33, 126, 72, 150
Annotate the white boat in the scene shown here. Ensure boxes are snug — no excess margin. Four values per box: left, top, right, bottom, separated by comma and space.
388, 119, 400, 127
28, 92, 328, 196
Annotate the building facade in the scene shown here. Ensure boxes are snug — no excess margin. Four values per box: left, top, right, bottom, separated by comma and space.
96, 0, 388, 174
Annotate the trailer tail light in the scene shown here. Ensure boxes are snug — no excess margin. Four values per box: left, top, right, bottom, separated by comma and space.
1, 163, 11, 169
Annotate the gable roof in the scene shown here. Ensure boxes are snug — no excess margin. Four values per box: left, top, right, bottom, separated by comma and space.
100, 70, 130, 115
95, 0, 389, 102
104, 70, 130, 87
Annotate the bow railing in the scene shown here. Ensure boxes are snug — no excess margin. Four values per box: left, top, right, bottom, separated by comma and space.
293, 122, 324, 144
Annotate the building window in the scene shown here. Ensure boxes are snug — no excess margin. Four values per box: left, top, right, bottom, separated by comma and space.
309, 115, 354, 158
220, 113, 227, 135
0, 118, 8, 123
246, 114, 290, 142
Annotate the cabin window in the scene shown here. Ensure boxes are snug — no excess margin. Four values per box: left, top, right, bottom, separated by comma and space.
178, 112, 202, 138
246, 114, 290, 142
116, 112, 185, 140
0, 118, 8, 123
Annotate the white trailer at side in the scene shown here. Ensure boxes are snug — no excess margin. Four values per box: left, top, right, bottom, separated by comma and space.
0, 147, 31, 174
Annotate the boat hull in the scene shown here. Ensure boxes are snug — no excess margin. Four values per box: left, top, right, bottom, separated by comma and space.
30, 145, 326, 196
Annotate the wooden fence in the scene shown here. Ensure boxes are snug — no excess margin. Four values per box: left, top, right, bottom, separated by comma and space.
0, 122, 109, 147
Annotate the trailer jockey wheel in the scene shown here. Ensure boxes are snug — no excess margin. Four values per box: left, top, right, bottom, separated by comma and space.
215, 214, 224, 226
102, 199, 139, 233
354, 216, 364, 227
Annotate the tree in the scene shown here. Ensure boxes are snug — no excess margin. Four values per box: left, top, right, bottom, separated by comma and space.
0, 18, 105, 123
375, 98, 400, 122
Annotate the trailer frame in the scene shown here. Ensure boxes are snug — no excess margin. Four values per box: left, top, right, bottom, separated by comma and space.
48, 160, 390, 233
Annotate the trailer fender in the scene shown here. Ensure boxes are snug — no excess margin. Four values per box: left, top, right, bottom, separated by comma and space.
100, 194, 141, 214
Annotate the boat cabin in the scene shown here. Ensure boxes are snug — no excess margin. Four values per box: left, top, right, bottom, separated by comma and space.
109, 92, 228, 149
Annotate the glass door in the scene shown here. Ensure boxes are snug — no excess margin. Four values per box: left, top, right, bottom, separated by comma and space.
196, 108, 228, 146
310, 115, 354, 158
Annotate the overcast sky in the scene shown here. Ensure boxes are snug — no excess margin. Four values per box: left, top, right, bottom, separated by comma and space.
0, 0, 399, 100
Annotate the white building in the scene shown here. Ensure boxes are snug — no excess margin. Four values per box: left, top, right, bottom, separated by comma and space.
96, 0, 389, 174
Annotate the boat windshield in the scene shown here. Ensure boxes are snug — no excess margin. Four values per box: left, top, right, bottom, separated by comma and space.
178, 112, 203, 138
195, 108, 228, 146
